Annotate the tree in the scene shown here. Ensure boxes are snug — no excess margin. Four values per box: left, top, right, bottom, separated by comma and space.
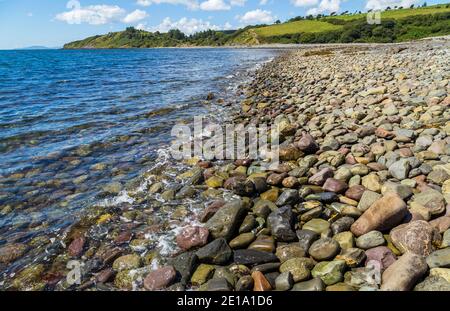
422, 2, 427, 7
410, 4, 415, 9
275, 20, 281, 24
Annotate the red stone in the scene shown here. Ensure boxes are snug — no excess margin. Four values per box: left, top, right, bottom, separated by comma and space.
68, 237, 86, 258
176, 226, 209, 250
144, 266, 177, 290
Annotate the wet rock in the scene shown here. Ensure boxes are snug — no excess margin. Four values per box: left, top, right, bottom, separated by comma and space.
230, 232, 255, 249
381, 252, 428, 291
311, 260, 346, 285
233, 249, 278, 266
0, 243, 28, 264
333, 231, 354, 250
144, 266, 177, 291
295, 133, 319, 154
279, 145, 302, 161
336, 248, 366, 268
206, 278, 232, 291
390, 220, 440, 256
351, 193, 407, 236
275, 244, 306, 263
248, 235, 275, 253
275, 271, 294, 291
236, 275, 254, 291
176, 226, 209, 251
331, 217, 355, 235
168, 251, 197, 286
279, 258, 312, 282
291, 277, 325, 291
205, 200, 247, 240
308, 238, 340, 261
296, 229, 320, 252
302, 219, 330, 234
275, 189, 300, 206
252, 271, 272, 291
267, 206, 296, 241
196, 238, 232, 265
112, 254, 141, 272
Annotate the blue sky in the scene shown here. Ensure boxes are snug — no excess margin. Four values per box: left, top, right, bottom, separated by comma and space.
0, 0, 447, 49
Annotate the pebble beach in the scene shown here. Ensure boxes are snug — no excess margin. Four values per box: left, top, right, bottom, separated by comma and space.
1, 38, 450, 291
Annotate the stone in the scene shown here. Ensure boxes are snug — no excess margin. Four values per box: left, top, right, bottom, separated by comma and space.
205, 200, 247, 240
191, 264, 215, 286
275, 271, 294, 291
291, 277, 325, 291
252, 271, 272, 291
381, 252, 428, 291
267, 206, 296, 241
196, 238, 232, 265
296, 229, 320, 252
331, 217, 354, 235
414, 276, 450, 291
279, 258, 311, 282
229, 233, 255, 249
355, 231, 385, 250
322, 178, 348, 193
389, 159, 411, 180
279, 145, 302, 161
390, 220, 440, 256
302, 219, 330, 234
426, 248, 450, 268
68, 237, 85, 258
233, 249, 278, 266
260, 188, 279, 202
206, 278, 232, 291
441, 229, 450, 248
411, 188, 446, 215
176, 226, 209, 251
308, 238, 340, 261
206, 176, 224, 188
235, 276, 254, 291
429, 268, 450, 283
168, 251, 197, 286
365, 246, 397, 272
311, 260, 346, 286
381, 181, 413, 200
309, 168, 334, 186
336, 248, 366, 268
326, 283, 356, 291
361, 174, 381, 192
333, 231, 354, 250
295, 133, 319, 154
112, 254, 141, 272
345, 185, 366, 201
275, 189, 300, 206
144, 266, 177, 290
351, 193, 407, 236
275, 244, 306, 263
0, 243, 28, 264
357, 190, 382, 212
248, 235, 275, 253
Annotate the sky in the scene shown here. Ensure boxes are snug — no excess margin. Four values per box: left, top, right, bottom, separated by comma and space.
0, 0, 447, 49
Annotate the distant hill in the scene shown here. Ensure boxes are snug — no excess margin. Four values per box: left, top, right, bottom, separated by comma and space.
20, 46, 57, 50
64, 3, 450, 48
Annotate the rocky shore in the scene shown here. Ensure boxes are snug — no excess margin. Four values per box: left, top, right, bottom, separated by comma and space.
1, 38, 450, 291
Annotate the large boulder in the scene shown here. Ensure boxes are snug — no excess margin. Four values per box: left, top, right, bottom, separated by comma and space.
390, 220, 441, 256
381, 252, 428, 291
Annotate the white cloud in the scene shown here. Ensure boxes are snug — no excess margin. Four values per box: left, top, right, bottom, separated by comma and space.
149, 17, 222, 34
259, 0, 269, 5
122, 9, 149, 23
291, 0, 319, 7
56, 1, 126, 25
230, 0, 247, 6
366, 0, 420, 10
136, 0, 200, 10
238, 9, 274, 24
306, 0, 341, 15
200, 0, 231, 11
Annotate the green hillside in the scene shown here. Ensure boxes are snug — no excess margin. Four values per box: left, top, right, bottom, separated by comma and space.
64, 3, 450, 48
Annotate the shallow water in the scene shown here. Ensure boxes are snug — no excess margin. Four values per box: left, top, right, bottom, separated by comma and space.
0, 48, 278, 275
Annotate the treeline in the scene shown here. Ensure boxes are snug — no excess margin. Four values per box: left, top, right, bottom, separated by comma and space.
261, 12, 450, 44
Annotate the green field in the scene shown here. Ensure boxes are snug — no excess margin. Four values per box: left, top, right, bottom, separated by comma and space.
254, 20, 342, 37
247, 3, 450, 39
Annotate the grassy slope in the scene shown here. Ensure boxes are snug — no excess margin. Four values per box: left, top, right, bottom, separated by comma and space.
230, 3, 450, 43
